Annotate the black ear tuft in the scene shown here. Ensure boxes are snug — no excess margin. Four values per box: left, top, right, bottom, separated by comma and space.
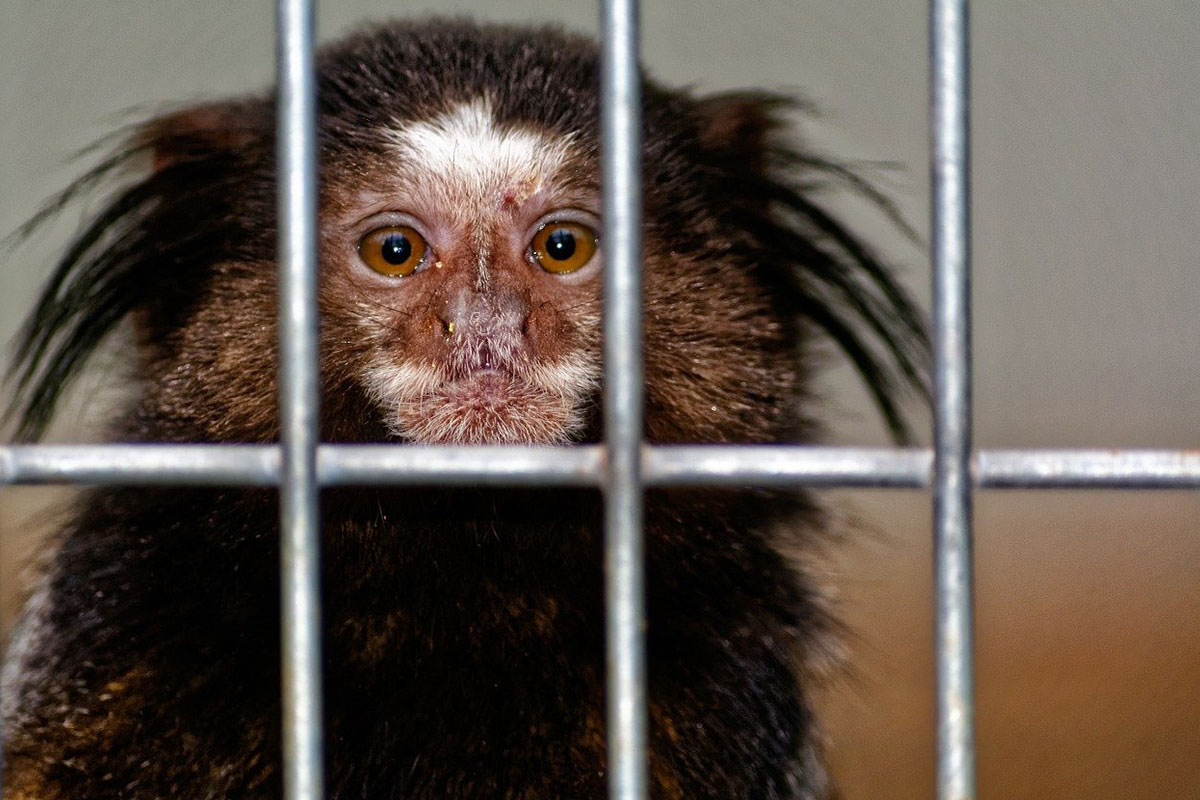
694, 92, 799, 181
146, 102, 267, 172
5, 100, 273, 442
696, 92, 931, 443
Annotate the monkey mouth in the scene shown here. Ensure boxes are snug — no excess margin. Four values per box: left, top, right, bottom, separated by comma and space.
364, 351, 597, 445
444, 340, 521, 380
409, 369, 575, 445
442, 368, 518, 405
437, 339, 537, 406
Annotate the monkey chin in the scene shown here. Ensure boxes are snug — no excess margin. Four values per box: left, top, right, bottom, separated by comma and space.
367, 359, 597, 445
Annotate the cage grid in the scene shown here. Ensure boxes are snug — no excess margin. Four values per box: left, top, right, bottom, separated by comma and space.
3, 1, 1199, 799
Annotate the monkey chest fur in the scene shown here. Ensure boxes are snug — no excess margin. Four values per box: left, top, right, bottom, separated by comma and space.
3, 487, 823, 800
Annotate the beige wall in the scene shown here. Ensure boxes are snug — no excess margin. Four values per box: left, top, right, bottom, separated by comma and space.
3, 2, 1198, 798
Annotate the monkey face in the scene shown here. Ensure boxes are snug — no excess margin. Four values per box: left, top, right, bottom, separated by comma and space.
133, 84, 801, 448
319, 100, 603, 445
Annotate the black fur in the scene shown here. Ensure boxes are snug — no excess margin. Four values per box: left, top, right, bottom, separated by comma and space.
3, 19, 928, 800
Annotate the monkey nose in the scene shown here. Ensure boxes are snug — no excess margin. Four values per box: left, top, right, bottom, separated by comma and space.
437, 286, 530, 338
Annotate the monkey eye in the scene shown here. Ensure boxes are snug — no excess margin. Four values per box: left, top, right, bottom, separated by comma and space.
359, 225, 429, 277
530, 222, 598, 274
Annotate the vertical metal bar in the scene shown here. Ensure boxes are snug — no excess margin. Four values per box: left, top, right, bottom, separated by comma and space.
600, 1, 648, 799
276, 2, 324, 800
930, 0, 976, 798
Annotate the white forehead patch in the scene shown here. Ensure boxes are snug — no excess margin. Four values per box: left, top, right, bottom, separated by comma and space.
385, 99, 573, 211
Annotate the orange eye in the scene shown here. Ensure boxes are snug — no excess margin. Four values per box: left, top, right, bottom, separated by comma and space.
359, 226, 428, 277
531, 222, 598, 274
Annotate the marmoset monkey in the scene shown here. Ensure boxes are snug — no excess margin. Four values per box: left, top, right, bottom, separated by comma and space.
4, 19, 927, 800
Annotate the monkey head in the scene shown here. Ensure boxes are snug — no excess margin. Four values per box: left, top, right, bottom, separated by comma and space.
10, 20, 927, 450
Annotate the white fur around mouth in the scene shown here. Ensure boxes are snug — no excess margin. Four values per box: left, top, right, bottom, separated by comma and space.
363, 356, 598, 445
443, 369, 514, 405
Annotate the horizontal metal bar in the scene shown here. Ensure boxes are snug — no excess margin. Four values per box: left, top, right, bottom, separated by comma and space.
0, 444, 603, 487
4, 445, 1200, 489
0, 444, 281, 485
0, 444, 926, 487
977, 449, 1200, 489
320, 445, 604, 486
644, 446, 931, 488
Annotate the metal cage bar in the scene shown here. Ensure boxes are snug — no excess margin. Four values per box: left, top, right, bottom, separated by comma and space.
930, 0, 975, 797
276, 1, 325, 799
600, 1, 650, 798
7, 444, 1200, 490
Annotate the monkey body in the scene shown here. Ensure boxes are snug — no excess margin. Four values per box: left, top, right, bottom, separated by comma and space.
4, 19, 926, 800
4, 485, 825, 799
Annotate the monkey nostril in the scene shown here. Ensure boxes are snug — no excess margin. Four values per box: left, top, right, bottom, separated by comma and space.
433, 313, 455, 336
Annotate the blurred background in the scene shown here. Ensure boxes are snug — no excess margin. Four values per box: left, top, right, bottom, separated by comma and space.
2, 2, 1198, 797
